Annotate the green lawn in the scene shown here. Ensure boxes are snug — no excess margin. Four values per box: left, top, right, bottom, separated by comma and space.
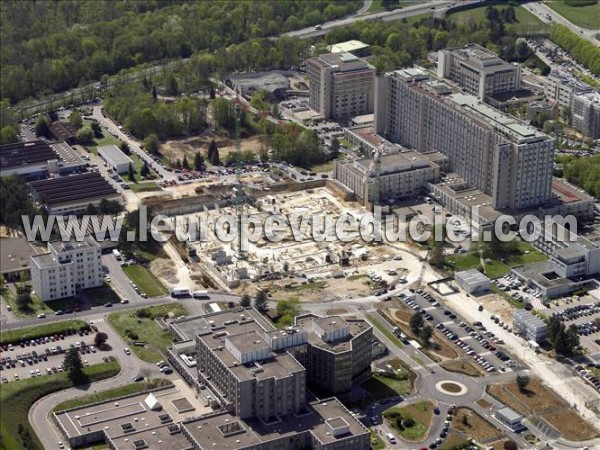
0, 319, 89, 346
1, 285, 53, 318
438, 433, 472, 450
53, 378, 172, 411
370, 432, 385, 450
448, 3, 547, 32
365, 313, 404, 348
85, 128, 121, 155
122, 264, 168, 297
384, 400, 434, 442
547, 1, 600, 29
107, 304, 187, 363
129, 181, 161, 192
362, 374, 412, 401
0, 360, 120, 450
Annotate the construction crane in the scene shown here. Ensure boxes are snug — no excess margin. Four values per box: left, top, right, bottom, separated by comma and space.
361, 141, 384, 211
233, 103, 246, 260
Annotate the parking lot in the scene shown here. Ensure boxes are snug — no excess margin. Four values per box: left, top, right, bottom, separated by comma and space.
0, 328, 116, 384
398, 290, 518, 373
548, 297, 600, 359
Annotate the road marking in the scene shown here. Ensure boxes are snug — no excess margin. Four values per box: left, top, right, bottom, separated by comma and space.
89, 318, 105, 324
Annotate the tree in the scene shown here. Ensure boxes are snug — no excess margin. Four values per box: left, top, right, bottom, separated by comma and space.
182, 155, 190, 170
152, 85, 158, 101
128, 163, 136, 182
90, 121, 102, 137
85, 203, 98, 215
564, 324, 580, 355
503, 441, 518, 450
429, 246, 444, 268
140, 161, 150, 178
63, 348, 86, 384
240, 294, 252, 307
34, 115, 51, 138
419, 325, 433, 347
120, 141, 131, 155
209, 140, 220, 165
143, 134, 160, 154
409, 313, 424, 334
272, 103, 281, 119
94, 332, 108, 346
15, 291, 32, 311
330, 137, 340, 159
69, 111, 83, 129
516, 374, 530, 393
276, 297, 300, 317
254, 290, 268, 312
194, 152, 204, 171
165, 73, 179, 96
76, 127, 94, 144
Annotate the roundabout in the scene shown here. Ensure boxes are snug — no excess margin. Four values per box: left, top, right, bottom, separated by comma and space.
435, 380, 468, 396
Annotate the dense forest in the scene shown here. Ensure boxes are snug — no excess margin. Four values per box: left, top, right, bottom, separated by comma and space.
556, 154, 600, 198
0, 0, 360, 103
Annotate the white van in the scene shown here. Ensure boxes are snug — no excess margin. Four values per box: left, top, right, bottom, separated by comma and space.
386, 433, 396, 444
192, 290, 210, 299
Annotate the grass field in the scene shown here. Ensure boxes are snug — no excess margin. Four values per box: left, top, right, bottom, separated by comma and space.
440, 359, 484, 377
365, 313, 404, 348
122, 264, 168, 297
0, 360, 120, 450
451, 407, 502, 441
384, 400, 434, 442
370, 432, 385, 450
53, 378, 172, 411
84, 126, 121, 155
107, 304, 187, 363
438, 433, 472, 450
546, 1, 600, 29
362, 374, 412, 401
1, 285, 53, 318
0, 319, 88, 345
448, 3, 545, 28
129, 181, 161, 192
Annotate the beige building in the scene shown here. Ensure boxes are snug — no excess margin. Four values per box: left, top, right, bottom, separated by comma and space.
375, 68, 554, 211
544, 71, 592, 109
437, 44, 521, 100
334, 150, 442, 205
293, 314, 372, 395
30, 235, 103, 301
572, 91, 600, 139
307, 52, 375, 120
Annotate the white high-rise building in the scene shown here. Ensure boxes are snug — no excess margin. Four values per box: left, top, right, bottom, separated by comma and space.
375, 68, 555, 210
31, 235, 103, 301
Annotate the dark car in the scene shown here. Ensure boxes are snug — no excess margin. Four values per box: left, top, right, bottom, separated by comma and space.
133, 376, 144, 382
433, 407, 440, 415
104, 302, 113, 307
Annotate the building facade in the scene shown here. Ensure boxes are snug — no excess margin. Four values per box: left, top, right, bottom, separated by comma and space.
544, 72, 592, 109
97, 144, 133, 174
572, 91, 600, 139
30, 235, 103, 301
307, 53, 375, 120
293, 314, 372, 395
438, 44, 521, 101
375, 68, 554, 211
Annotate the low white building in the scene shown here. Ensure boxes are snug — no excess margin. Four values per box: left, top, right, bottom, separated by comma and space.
513, 310, 547, 343
98, 144, 133, 174
495, 406, 523, 430
30, 235, 103, 301
455, 269, 490, 294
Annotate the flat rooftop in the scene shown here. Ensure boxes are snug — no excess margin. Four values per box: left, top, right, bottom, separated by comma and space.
327, 39, 369, 54
29, 172, 119, 207
50, 141, 85, 169
0, 141, 59, 169
296, 314, 371, 354
54, 386, 208, 444
98, 145, 133, 167
184, 397, 368, 449
0, 236, 44, 274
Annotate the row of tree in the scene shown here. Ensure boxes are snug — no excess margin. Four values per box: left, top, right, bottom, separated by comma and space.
550, 24, 600, 76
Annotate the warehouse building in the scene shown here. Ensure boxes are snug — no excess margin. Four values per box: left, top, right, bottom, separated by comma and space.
0, 141, 86, 178
29, 172, 121, 215
455, 269, 490, 294
97, 144, 133, 174
513, 310, 547, 343
49, 121, 78, 145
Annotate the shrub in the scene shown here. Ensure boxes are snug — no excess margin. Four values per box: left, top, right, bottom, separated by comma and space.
402, 418, 415, 428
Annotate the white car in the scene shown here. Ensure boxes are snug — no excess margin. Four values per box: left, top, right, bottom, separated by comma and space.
124, 347, 131, 355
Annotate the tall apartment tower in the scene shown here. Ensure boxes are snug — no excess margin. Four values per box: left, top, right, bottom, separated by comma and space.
30, 235, 103, 301
438, 44, 521, 101
307, 52, 375, 120
375, 68, 554, 210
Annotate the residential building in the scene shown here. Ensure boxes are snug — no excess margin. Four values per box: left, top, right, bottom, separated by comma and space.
97, 144, 133, 174
513, 310, 547, 343
293, 314, 372, 395
437, 44, 521, 101
572, 91, 600, 139
544, 71, 592, 109
30, 235, 103, 301
307, 52, 375, 120
29, 172, 121, 215
375, 67, 555, 211
455, 269, 490, 294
